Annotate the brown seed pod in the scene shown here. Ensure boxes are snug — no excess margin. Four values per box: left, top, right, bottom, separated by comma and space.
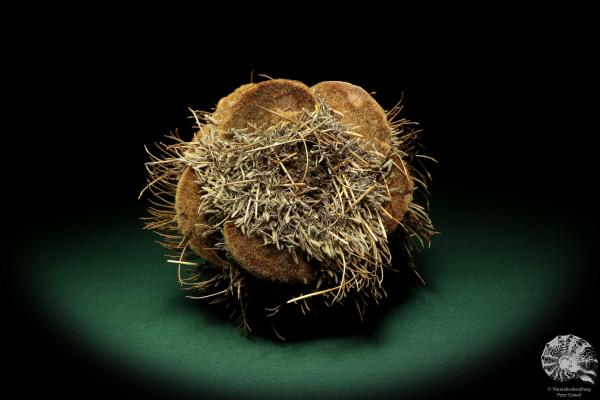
177, 80, 320, 280
175, 167, 228, 267
176, 85, 257, 267
220, 79, 317, 136
142, 78, 435, 335
223, 223, 315, 285
177, 80, 319, 284
381, 154, 414, 232
312, 81, 413, 232
213, 79, 318, 283
312, 81, 391, 154
213, 83, 256, 124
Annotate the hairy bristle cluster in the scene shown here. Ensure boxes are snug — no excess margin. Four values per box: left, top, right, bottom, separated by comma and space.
141, 98, 434, 334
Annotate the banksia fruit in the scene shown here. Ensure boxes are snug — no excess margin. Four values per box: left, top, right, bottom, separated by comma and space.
141, 79, 434, 334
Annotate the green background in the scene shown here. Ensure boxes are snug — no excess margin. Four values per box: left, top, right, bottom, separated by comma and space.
20, 191, 591, 398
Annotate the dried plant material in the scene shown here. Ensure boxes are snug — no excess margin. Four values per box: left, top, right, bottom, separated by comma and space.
223, 223, 315, 285
175, 167, 227, 267
380, 154, 414, 232
176, 85, 259, 267
213, 80, 318, 280
141, 78, 435, 335
220, 79, 316, 137
215, 83, 256, 121
312, 81, 391, 154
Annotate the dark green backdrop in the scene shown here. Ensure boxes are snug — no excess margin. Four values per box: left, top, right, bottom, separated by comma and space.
16, 189, 593, 399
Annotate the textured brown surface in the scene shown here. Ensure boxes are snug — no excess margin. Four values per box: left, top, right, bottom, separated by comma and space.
181, 84, 257, 264
313, 81, 411, 231
216, 79, 317, 281
312, 81, 391, 154
214, 83, 256, 123
180, 79, 318, 276
381, 154, 414, 232
220, 79, 316, 137
178, 79, 411, 273
223, 224, 315, 285
175, 167, 227, 267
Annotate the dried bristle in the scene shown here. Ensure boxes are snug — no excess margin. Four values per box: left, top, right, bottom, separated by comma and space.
312, 81, 392, 155
215, 79, 318, 283
223, 224, 315, 285
192, 124, 210, 141
220, 79, 317, 137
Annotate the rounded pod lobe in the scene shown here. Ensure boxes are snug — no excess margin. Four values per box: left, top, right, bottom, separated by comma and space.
223, 224, 315, 285
219, 79, 317, 283
176, 84, 256, 266
213, 83, 257, 124
220, 79, 317, 137
175, 167, 227, 267
312, 81, 392, 155
313, 81, 413, 232
381, 154, 414, 232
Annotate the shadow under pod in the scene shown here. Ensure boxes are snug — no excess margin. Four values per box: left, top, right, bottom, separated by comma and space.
173, 241, 425, 343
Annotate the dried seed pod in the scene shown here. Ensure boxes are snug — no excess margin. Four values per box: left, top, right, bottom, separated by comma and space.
214, 83, 256, 123
381, 154, 414, 233
175, 167, 227, 267
215, 79, 318, 283
312, 81, 391, 154
220, 79, 316, 137
142, 78, 435, 335
312, 81, 412, 232
177, 85, 257, 266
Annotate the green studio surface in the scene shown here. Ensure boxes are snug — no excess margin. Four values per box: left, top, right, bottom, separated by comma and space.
21, 192, 588, 398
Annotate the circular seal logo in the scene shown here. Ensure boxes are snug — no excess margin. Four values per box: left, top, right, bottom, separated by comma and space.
541, 334, 598, 384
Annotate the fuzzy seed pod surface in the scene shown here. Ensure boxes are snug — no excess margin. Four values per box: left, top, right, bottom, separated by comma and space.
142, 78, 434, 334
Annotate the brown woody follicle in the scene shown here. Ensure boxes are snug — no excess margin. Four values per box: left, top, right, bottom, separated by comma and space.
175, 167, 227, 267
220, 79, 317, 137
177, 79, 319, 283
312, 81, 392, 155
175, 84, 257, 267
223, 223, 315, 285
312, 81, 413, 232
381, 154, 414, 232
213, 79, 318, 283
144, 77, 434, 332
